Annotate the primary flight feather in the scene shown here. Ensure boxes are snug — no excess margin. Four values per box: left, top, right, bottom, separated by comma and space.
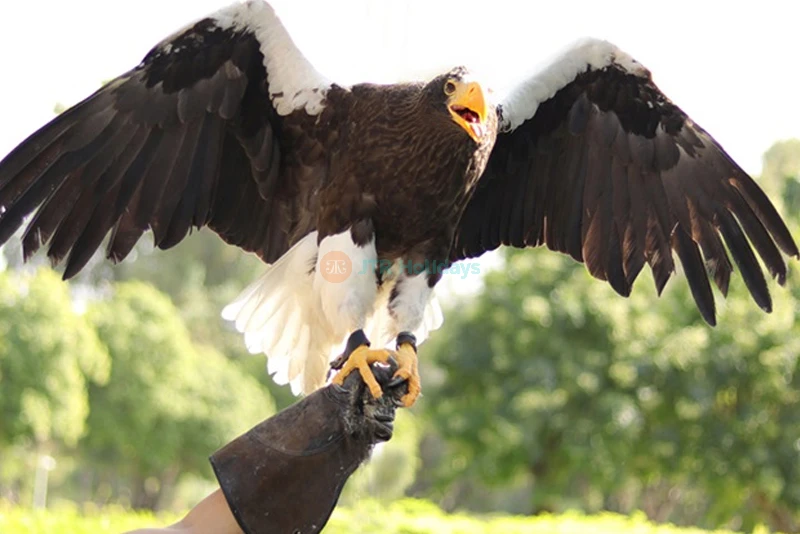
0, 0, 796, 406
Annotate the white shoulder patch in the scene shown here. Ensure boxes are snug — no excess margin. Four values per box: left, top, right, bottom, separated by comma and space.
212, 0, 332, 116
498, 38, 650, 132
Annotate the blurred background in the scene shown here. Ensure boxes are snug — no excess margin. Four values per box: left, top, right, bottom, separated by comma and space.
1, 1, 800, 533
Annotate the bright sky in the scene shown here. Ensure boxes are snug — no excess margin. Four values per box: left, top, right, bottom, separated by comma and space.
0, 0, 798, 297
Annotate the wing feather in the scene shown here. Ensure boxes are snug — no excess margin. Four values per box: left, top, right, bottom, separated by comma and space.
62, 125, 152, 278
696, 219, 732, 297
108, 126, 190, 260
454, 39, 797, 324
523, 140, 551, 246
728, 191, 786, 284
0, 1, 336, 278
717, 210, 771, 311
672, 225, 715, 324
23, 122, 143, 260
160, 114, 225, 249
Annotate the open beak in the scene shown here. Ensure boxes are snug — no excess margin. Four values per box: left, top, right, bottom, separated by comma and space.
448, 81, 488, 143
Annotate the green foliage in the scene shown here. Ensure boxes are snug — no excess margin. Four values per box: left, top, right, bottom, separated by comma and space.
0, 500, 771, 534
329, 499, 765, 534
82, 281, 274, 508
111, 230, 297, 409
423, 243, 800, 530
342, 410, 422, 502
0, 269, 109, 449
760, 139, 800, 211
424, 252, 631, 509
0, 502, 178, 533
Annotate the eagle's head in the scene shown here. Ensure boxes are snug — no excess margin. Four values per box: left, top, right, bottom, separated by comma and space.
426, 67, 491, 144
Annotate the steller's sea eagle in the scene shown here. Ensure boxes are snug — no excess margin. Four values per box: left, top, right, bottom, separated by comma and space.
0, 0, 796, 407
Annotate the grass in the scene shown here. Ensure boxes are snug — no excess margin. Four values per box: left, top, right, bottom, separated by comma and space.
0, 498, 771, 533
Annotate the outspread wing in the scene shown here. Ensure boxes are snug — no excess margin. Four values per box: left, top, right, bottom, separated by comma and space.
453, 39, 798, 325
0, 0, 334, 278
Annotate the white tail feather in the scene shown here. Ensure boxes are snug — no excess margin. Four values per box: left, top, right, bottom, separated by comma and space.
222, 232, 338, 395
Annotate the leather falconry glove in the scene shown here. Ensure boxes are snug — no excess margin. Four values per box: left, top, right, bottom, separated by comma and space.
210, 359, 406, 534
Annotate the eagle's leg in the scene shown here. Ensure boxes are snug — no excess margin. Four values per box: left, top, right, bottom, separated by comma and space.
391, 332, 419, 407
331, 329, 393, 399
386, 271, 436, 407
318, 221, 393, 397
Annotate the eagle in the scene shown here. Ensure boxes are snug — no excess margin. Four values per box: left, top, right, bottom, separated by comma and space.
0, 0, 796, 407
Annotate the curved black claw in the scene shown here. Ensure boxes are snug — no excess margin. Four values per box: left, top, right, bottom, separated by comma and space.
387, 376, 407, 388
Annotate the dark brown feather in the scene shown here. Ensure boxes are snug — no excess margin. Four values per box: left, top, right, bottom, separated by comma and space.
61, 125, 151, 278
717, 210, 771, 312
454, 64, 797, 324
695, 219, 731, 296
106, 126, 190, 262
23, 122, 141, 260
672, 225, 715, 325
0, 19, 337, 280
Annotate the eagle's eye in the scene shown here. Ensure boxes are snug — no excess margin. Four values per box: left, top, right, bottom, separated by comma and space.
443, 80, 457, 96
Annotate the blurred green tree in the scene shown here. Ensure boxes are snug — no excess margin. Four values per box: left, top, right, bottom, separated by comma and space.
422, 250, 629, 514
111, 230, 298, 409
760, 139, 800, 207
0, 268, 109, 450
342, 410, 422, 503
423, 221, 800, 531
0, 268, 109, 502
82, 281, 274, 509
620, 270, 800, 532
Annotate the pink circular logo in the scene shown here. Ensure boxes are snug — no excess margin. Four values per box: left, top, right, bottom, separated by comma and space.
319, 251, 352, 283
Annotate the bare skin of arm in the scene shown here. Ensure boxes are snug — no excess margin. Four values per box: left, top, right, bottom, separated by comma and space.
124, 489, 242, 534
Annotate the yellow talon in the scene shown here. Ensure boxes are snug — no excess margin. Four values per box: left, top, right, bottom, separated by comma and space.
394, 342, 420, 407
331, 345, 393, 399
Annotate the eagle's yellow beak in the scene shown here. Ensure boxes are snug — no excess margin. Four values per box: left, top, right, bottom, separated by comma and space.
447, 80, 488, 143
